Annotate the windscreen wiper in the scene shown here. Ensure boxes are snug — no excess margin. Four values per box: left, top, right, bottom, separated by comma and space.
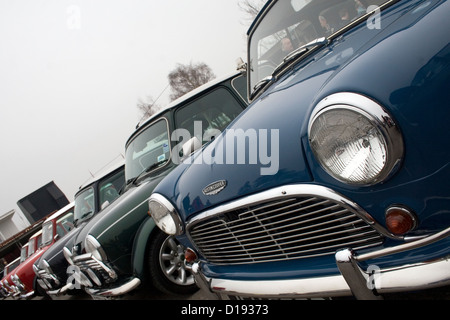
74, 211, 93, 225
250, 76, 276, 100
273, 37, 329, 75
250, 37, 329, 100
126, 159, 169, 186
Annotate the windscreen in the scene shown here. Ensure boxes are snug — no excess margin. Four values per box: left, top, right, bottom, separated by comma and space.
248, 0, 390, 95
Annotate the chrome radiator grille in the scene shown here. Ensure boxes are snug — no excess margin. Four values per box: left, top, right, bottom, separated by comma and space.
74, 255, 105, 275
72, 253, 116, 286
188, 194, 384, 265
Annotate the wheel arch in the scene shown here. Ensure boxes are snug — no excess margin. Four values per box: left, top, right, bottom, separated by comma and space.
132, 216, 159, 279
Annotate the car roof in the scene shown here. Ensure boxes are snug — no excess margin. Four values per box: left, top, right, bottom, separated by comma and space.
43, 202, 75, 223
127, 71, 242, 146
76, 160, 125, 193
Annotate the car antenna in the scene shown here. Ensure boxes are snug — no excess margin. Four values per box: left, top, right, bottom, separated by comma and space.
136, 83, 170, 129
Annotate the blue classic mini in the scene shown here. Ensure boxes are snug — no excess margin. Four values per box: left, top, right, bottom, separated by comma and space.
149, 0, 450, 299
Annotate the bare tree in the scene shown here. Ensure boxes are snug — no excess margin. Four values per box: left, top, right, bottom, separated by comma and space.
168, 62, 215, 101
238, 0, 266, 23
137, 96, 162, 121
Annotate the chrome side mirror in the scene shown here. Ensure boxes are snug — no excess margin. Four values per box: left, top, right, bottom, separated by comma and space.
101, 201, 110, 210
181, 136, 202, 159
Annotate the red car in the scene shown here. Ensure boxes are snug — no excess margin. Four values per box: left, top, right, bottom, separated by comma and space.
10, 203, 74, 299
1, 257, 21, 298
2, 230, 43, 298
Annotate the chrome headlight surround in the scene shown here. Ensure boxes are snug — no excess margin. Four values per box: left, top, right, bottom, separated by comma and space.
85, 235, 107, 261
148, 193, 183, 236
308, 93, 404, 186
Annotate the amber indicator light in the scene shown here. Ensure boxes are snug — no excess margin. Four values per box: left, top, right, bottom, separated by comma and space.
386, 206, 417, 235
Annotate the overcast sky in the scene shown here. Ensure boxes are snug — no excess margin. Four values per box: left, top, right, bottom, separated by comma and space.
0, 0, 251, 218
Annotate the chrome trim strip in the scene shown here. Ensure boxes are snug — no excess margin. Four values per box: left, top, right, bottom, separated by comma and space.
96, 192, 149, 240
231, 73, 248, 104
356, 224, 450, 262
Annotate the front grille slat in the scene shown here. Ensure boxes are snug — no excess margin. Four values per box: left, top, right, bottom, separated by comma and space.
194, 210, 360, 249
192, 204, 345, 244
190, 198, 332, 238
206, 234, 384, 264
197, 215, 358, 252
188, 194, 384, 265
201, 227, 377, 258
199, 219, 371, 254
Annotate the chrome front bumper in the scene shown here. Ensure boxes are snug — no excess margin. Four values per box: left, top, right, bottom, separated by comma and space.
193, 225, 450, 300
85, 277, 141, 298
63, 247, 141, 298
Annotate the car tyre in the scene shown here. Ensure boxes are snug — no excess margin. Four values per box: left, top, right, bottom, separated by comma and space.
147, 229, 198, 295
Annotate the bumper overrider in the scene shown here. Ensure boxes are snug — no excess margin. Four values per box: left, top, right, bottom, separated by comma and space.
2, 280, 16, 298
10, 274, 34, 299
63, 235, 141, 298
184, 185, 450, 300
33, 260, 65, 296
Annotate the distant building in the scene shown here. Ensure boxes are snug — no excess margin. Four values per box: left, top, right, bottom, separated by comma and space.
0, 210, 29, 243
0, 181, 69, 264
17, 181, 69, 224
0, 209, 37, 264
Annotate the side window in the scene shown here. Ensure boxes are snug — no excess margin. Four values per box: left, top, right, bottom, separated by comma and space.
56, 212, 74, 237
36, 235, 42, 250
174, 87, 244, 144
231, 74, 249, 104
126, 119, 171, 180
99, 169, 125, 208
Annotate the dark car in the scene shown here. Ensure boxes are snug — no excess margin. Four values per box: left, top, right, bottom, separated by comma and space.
149, 0, 450, 299
63, 72, 248, 298
33, 162, 125, 297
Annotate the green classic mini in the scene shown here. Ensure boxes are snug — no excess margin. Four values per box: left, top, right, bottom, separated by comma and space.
63, 72, 248, 298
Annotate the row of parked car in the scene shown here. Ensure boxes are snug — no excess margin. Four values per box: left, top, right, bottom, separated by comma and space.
2, 0, 450, 300
0, 70, 249, 300
1, 203, 75, 299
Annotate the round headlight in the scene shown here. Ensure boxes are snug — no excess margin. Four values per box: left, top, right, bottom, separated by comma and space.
85, 235, 107, 261
308, 93, 404, 185
148, 194, 183, 236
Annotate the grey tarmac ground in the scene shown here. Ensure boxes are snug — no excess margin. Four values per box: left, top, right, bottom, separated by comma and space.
28, 285, 450, 300
3, 284, 215, 301
28, 284, 217, 300
4, 284, 450, 301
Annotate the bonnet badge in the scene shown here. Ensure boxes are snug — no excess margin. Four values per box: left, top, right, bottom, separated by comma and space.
202, 180, 227, 196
